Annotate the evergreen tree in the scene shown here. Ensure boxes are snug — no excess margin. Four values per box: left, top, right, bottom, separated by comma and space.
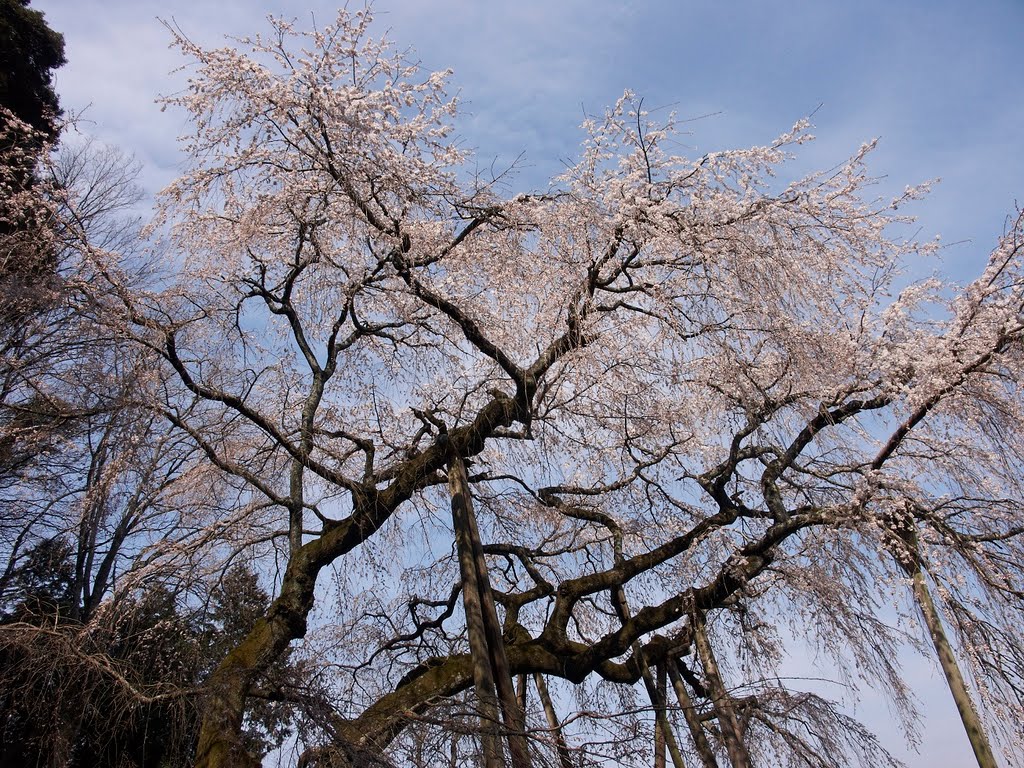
0, 0, 66, 332
0, 553, 307, 768
0, 0, 65, 139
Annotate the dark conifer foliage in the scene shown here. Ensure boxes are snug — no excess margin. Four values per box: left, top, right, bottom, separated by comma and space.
0, 0, 66, 140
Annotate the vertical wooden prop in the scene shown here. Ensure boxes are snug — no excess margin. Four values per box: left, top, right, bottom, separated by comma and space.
611, 587, 688, 768
654, 663, 668, 768
449, 730, 460, 768
516, 674, 528, 715
533, 673, 576, 768
890, 521, 997, 768
692, 613, 751, 768
449, 452, 533, 768
450, 453, 503, 768
910, 565, 997, 768
667, 660, 719, 768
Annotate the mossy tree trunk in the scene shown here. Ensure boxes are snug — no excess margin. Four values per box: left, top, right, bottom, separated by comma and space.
190, 395, 523, 768
194, 555, 317, 768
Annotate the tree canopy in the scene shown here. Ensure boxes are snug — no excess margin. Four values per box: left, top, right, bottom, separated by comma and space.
2, 8, 1024, 768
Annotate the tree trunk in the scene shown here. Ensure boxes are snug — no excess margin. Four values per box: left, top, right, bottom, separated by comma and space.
692, 613, 751, 768
194, 551, 319, 768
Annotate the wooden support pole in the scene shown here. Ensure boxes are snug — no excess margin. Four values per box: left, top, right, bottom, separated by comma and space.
667, 659, 719, 768
889, 518, 997, 768
909, 562, 997, 768
463, 471, 533, 768
450, 451, 533, 768
533, 673, 575, 768
654, 662, 667, 768
692, 613, 750, 768
449, 454, 504, 768
612, 586, 687, 768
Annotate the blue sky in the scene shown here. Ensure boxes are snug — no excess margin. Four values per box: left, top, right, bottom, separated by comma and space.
32, 1, 1024, 764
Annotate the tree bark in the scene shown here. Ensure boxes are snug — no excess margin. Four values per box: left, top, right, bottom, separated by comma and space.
195, 548, 321, 768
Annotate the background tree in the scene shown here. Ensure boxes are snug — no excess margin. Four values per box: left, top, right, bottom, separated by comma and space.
0, 0, 65, 140
0, 98, 252, 768
0, 559, 308, 767
0, 125, 166, 611
0, 0, 65, 327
